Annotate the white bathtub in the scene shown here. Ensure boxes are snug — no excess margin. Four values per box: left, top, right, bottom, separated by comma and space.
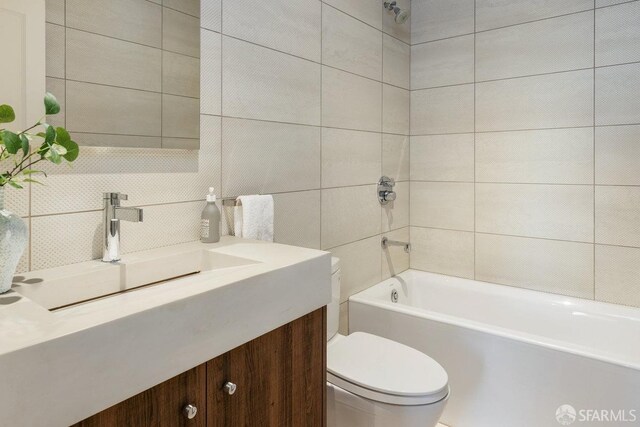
349, 270, 640, 427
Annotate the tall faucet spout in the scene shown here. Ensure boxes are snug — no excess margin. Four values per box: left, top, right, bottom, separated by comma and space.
103, 193, 143, 262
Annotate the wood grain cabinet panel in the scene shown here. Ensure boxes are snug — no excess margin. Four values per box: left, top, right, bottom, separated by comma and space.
73, 365, 206, 427
207, 308, 326, 427
72, 308, 326, 427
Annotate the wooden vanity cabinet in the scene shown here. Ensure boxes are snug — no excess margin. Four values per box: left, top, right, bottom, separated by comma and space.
73, 308, 326, 427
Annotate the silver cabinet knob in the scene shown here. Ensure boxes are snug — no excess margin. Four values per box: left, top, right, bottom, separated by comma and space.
223, 381, 237, 395
183, 404, 198, 420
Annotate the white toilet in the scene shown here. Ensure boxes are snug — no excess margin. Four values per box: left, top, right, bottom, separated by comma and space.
327, 258, 449, 427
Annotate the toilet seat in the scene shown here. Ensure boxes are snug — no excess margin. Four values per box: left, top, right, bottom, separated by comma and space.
327, 332, 449, 406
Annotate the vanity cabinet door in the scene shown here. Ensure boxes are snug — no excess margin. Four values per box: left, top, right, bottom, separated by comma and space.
73, 365, 207, 427
207, 308, 326, 427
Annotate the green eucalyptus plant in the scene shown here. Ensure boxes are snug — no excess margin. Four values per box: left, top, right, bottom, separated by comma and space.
0, 93, 78, 189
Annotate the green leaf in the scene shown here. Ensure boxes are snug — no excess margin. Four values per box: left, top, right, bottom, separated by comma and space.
44, 93, 60, 115
0, 105, 15, 124
44, 124, 56, 144
19, 134, 29, 156
7, 180, 23, 189
58, 138, 79, 162
21, 169, 47, 177
1, 130, 21, 154
22, 178, 43, 185
55, 127, 70, 144
44, 143, 67, 164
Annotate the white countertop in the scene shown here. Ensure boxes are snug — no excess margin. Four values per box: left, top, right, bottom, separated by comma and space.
0, 237, 331, 427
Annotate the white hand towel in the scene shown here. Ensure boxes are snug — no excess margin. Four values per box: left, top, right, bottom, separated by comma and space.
233, 195, 274, 242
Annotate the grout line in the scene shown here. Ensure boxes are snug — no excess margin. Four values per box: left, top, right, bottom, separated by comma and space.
220, 32, 409, 91
320, 0, 323, 249
412, 7, 596, 47
321, 1, 410, 46
63, 78, 199, 100
411, 123, 640, 137
413, 226, 599, 246
593, 0, 597, 300
473, 0, 477, 281
411, 60, 640, 92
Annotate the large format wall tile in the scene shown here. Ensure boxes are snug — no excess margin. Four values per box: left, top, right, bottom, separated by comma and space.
224, 0, 320, 61
162, 95, 200, 139
164, 0, 200, 17
410, 227, 475, 279
411, 134, 475, 182
476, 0, 593, 32
330, 236, 382, 303
476, 128, 594, 184
382, 134, 410, 182
322, 0, 382, 30
595, 245, 640, 308
597, 0, 632, 6
200, 29, 221, 116
476, 184, 594, 242
382, 85, 410, 135
412, 0, 475, 43
46, 0, 64, 25
475, 233, 594, 299
476, 70, 593, 132
46, 23, 64, 79
596, 125, 640, 185
410, 182, 475, 231
201, 0, 221, 32
66, 29, 161, 92
66, 81, 162, 136
476, 12, 593, 81
163, 7, 200, 58
323, 67, 382, 132
596, 63, 640, 126
322, 185, 381, 249
596, 1, 640, 67
411, 84, 474, 135
412, 35, 474, 89
323, 5, 382, 80
595, 186, 640, 247
383, 181, 409, 232
322, 128, 381, 188
223, 37, 321, 126
164, 51, 200, 98
383, 35, 410, 89
222, 118, 321, 196
66, 0, 162, 48
273, 190, 321, 249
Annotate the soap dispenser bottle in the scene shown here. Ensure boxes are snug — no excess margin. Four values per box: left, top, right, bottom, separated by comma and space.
201, 187, 221, 243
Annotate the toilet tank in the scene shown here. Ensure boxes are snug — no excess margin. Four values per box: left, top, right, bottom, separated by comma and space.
328, 257, 341, 341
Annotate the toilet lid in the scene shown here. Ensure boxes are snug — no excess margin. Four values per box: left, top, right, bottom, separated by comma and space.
327, 332, 449, 405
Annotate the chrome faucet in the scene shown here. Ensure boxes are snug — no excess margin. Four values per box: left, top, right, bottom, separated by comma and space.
381, 237, 411, 253
102, 192, 143, 262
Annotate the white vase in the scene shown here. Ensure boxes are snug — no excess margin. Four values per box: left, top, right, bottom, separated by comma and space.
0, 187, 28, 293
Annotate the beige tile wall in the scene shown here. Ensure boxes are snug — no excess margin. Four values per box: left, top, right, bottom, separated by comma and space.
6, 0, 412, 332
410, 0, 640, 308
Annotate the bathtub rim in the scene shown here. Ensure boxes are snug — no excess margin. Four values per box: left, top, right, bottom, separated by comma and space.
349, 270, 640, 372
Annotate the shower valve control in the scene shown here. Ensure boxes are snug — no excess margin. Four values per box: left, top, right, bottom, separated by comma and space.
378, 176, 397, 205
